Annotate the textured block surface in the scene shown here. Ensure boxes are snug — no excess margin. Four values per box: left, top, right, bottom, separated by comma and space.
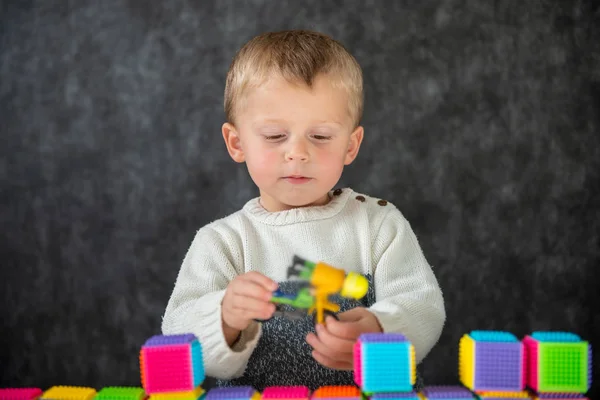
524, 332, 590, 393
206, 387, 257, 400
369, 392, 419, 399
475, 391, 530, 399
310, 385, 360, 399
353, 340, 362, 387
474, 340, 523, 390
0, 388, 43, 400
355, 333, 415, 393
94, 387, 146, 400
140, 334, 204, 394
459, 331, 523, 391
470, 331, 518, 342
148, 386, 204, 400
40, 386, 97, 400
420, 385, 474, 398
261, 386, 310, 400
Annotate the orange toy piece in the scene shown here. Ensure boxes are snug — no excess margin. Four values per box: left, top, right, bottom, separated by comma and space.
311, 385, 361, 399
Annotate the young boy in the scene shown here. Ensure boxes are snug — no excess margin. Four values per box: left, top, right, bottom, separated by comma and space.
161, 30, 445, 391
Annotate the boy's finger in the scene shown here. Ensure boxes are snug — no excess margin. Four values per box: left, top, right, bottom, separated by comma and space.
323, 316, 364, 340
307, 329, 353, 358
311, 350, 353, 370
232, 280, 276, 301
242, 271, 279, 291
235, 299, 275, 317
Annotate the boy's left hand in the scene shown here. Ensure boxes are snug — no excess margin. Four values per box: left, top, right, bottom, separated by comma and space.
305, 307, 383, 370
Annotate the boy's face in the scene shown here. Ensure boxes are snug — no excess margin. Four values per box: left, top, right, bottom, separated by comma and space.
222, 73, 363, 212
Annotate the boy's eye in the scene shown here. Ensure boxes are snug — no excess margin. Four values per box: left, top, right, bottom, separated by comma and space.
312, 135, 332, 141
265, 134, 286, 141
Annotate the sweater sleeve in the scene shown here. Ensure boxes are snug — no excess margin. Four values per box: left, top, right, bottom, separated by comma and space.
161, 225, 261, 379
368, 206, 446, 364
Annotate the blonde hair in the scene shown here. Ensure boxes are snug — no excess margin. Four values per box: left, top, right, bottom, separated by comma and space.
224, 30, 363, 127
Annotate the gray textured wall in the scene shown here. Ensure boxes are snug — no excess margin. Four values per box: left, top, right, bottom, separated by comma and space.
1, 0, 599, 396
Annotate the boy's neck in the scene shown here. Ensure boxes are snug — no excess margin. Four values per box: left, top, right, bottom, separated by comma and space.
258, 192, 332, 212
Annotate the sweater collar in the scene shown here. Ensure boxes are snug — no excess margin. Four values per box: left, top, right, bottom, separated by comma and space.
242, 188, 353, 226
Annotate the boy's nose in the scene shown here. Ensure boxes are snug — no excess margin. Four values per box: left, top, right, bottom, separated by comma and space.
285, 140, 309, 161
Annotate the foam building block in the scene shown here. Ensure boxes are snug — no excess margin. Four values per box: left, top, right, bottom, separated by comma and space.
139, 334, 204, 394
205, 386, 260, 400
0, 388, 43, 400
368, 392, 420, 400
474, 391, 531, 399
148, 386, 204, 400
261, 386, 310, 400
531, 394, 589, 400
94, 387, 147, 399
310, 386, 361, 400
523, 332, 591, 394
40, 386, 97, 400
419, 385, 474, 399
459, 331, 525, 392
353, 333, 415, 394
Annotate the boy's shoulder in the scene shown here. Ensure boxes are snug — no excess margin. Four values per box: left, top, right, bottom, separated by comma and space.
343, 188, 402, 217
195, 207, 246, 236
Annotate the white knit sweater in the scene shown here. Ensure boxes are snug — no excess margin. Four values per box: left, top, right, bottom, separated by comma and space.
161, 188, 446, 380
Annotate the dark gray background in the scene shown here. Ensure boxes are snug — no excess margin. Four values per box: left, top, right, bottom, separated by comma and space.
1, 0, 599, 397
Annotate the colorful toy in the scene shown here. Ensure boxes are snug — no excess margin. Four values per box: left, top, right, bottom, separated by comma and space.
270, 255, 368, 325
459, 331, 525, 392
369, 392, 420, 400
474, 391, 531, 399
0, 388, 43, 400
523, 332, 591, 394
94, 387, 146, 399
419, 386, 474, 399
0, 330, 594, 400
147, 387, 204, 400
139, 334, 204, 396
353, 333, 415, 394
205, 386, 260, 400
310, 385, 361, 400
530, 395, 589, 400
40, 386, 96, 399
261, 386, 310, 400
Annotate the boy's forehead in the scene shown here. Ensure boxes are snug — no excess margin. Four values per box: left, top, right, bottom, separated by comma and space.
236, 75, 352, 126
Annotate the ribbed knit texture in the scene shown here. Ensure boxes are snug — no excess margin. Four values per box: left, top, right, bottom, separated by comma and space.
161, 188, 445, 388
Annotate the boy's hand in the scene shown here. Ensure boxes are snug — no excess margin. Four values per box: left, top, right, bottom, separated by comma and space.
305, 307, 383, 370
221, 271, 278, 345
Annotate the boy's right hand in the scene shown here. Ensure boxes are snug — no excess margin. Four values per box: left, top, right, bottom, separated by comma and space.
221, 271, 278, 336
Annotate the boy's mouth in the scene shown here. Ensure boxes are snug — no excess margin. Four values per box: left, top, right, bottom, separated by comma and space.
283, 175, 312, 184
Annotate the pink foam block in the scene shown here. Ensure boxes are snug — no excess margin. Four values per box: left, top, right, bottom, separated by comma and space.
141, 344, 194, 393
353, 340, 362, 387
261, 386, 310, 400
0, 388, 43, 399
523, 335, 539, 391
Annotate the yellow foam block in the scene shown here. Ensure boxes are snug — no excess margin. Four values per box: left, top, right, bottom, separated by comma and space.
458, 334, 475, 390
149, 386, 204, 400
42, 385, 97, 400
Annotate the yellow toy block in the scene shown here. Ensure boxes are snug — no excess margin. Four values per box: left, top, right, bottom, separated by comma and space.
149, 386, 204, 400
41, 385, 97, 400
476, 391, 530, 398
458, 334, 476, 390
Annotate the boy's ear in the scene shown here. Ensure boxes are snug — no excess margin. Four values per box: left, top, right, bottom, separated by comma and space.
222, 122, 245, 163
344, 125, 364, 165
